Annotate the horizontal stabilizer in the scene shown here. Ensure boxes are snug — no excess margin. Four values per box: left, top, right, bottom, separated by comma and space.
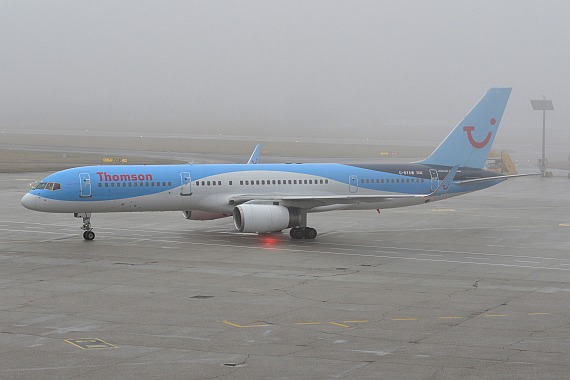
454, 173, 539, 185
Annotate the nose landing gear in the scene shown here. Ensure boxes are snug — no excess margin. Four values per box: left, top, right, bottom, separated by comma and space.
74, 212, 95, 240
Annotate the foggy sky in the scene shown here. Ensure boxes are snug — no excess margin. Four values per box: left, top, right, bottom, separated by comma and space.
2, 1, 569, 157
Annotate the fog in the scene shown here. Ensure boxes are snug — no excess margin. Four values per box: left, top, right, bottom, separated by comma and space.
1, 1, 569, 158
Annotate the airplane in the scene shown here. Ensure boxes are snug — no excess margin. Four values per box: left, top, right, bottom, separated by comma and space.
22, 87, 524, 241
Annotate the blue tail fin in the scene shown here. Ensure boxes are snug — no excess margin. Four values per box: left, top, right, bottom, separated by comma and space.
418, 88, 512, 169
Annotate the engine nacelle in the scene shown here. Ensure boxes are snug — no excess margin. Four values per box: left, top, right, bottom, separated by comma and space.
233, 204, 301, 233
182, 210, 231, 221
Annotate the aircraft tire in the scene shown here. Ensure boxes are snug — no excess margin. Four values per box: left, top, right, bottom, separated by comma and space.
83, 230, 95, 241
304, 228, 317, 240
290, 227, 304, 240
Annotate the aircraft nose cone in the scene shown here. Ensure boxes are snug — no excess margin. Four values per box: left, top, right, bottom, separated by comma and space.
21, 193, 37, 210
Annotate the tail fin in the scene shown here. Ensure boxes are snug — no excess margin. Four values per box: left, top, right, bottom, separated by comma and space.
418, 88, 512, 169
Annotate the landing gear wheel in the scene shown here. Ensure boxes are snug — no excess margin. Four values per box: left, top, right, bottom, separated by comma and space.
83, 230, 95, 241
290, 227, 317, 240
304, 227, 317, 240
290, 227, 304, 240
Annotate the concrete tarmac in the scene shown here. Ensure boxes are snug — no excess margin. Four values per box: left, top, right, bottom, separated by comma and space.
1, 172, 570, 379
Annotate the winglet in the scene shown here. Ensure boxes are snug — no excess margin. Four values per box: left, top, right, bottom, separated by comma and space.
429, 165, 459, 196
247, 144, 262, 164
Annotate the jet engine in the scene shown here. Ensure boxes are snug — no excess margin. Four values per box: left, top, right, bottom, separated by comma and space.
182, 210, 231, 221
233, 204, 301, 233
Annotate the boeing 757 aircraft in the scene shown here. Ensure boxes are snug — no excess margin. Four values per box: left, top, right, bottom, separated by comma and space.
22, 88, 521, 240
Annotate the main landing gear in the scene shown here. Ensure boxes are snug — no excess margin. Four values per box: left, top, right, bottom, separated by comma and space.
290, 227, 317, 240
289, 210, 317, 240
74, 212, 95, 241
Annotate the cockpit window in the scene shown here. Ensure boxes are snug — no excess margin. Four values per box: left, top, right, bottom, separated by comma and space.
33, 182, 61, 191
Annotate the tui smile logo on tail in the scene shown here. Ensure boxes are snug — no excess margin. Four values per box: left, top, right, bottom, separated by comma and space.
463, 118, 496, 149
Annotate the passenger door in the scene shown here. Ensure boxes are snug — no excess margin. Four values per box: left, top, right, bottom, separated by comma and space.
79, 173, 92, 198
349, 175, 359, 193
180, 172, 192, 196
429, 169, 439, 192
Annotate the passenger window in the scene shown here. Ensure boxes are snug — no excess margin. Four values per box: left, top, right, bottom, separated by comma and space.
229, 181, 232, 185
261, 180, 265, 185
105, 183, 109, 187
98, 183, 102, 187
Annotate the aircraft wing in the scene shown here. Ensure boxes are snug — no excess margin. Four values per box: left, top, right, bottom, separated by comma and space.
229, 193, 427, 208
229, 166, 459, 209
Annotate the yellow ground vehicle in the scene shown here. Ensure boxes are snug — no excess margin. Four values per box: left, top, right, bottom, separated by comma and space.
486, 151, 517, 175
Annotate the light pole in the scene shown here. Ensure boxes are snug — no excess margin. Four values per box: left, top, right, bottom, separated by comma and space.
530, 97, 554, 176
